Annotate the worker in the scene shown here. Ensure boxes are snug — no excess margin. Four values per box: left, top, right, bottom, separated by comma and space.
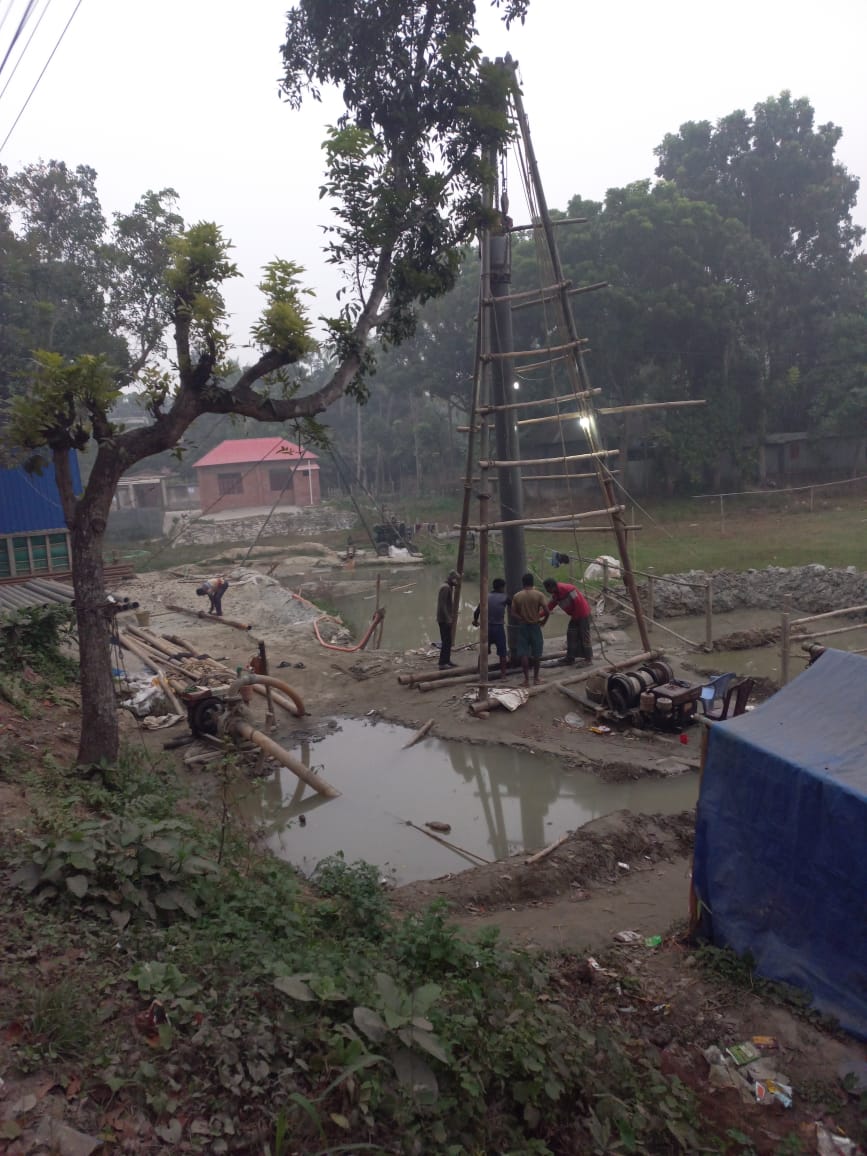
435, 569, 460, 668
510, 572, 549, 687
196, 575, 229, 617
542, 577, 592, 664
472, 577, 511, 678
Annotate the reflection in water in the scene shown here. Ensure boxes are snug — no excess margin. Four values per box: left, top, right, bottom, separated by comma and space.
234, 719, 697, 884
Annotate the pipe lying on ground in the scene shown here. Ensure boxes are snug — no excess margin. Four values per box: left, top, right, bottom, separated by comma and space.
227, 719, 339, 799
166, 604, 252, 631
467, 649, 664, 716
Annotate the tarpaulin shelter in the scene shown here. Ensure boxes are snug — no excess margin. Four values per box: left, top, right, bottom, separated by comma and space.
692, 648, 867, 1038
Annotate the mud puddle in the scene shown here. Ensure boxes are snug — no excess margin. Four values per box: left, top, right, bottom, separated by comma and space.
235, 718, 698, 884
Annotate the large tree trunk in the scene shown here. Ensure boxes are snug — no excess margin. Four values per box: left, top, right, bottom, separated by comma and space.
71, 500, 118, 765
55, 448, 121, 766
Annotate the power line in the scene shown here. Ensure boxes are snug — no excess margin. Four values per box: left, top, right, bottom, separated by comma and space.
0, 0, 37, 80
0, 0, 51, 105
0, 0, 81, 155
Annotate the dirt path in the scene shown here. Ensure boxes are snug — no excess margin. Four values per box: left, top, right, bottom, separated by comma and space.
456, 855, 692, 953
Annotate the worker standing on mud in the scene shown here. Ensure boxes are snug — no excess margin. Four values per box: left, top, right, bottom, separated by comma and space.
472, 577, 511, 678
196, 575, 229, 617
435, 570, 460, 669
543, 577, 592, 665
510, 573, 549, 686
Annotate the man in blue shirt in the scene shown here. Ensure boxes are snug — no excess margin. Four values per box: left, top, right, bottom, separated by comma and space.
473, 577, 511, 677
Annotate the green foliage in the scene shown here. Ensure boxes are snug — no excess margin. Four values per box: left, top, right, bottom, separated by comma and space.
312, 853, 389, 937
5, 350, 121, 454
252, 259, 318, 358
10, 815, 218, 925
0, 604, 77, 681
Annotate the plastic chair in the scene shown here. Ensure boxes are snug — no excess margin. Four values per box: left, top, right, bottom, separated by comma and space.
699, 672, 737, 716
704, 677, 754, 721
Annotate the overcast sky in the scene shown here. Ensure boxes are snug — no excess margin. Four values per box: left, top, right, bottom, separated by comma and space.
1, 0, 865, 358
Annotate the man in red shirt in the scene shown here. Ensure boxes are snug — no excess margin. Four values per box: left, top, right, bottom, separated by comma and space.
543, 578, 592, 665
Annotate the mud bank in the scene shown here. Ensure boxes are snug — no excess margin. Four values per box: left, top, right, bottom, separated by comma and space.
638, 564, 866, 617
393, 809, 695, 914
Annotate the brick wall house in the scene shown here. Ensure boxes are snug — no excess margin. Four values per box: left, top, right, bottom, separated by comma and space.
193, 438, 321, 514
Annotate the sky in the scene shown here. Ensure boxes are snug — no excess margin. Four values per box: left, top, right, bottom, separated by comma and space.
1, 0, 865, 358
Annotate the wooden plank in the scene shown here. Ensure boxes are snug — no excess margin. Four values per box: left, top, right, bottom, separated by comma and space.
478, 388, 600, 415
470, 504, 625, 532
483, 338, 587, 362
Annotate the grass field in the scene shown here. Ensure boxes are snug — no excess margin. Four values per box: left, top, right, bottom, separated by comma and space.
122, 488, 867, 576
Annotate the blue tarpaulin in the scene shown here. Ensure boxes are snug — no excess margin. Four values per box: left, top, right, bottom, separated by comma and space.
693, 648, 867, 1037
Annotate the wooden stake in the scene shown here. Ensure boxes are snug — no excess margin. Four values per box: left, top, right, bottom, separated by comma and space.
402, 719, 434, 749
525, 833, 570, 865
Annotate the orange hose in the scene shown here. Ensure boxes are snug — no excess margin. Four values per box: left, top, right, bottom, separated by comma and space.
313, 608, 385, 653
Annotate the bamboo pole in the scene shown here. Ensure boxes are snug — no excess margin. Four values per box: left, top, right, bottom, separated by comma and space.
791, 621, 867, 641
166, 604, 252, 631
483, 338, 587, 362
780, 610, 791, 686
478, 388, 600, 415
228, 720, 339, 799
603, 589, 703, 650
162, 632, 205, 655
402, 719, 434, 749
791, 603, 867, 627
704, 578, 714, 653
479, 450, 618, 470
402, 820, 490, 865
596, 399, 706, 416
525, 833, 570, 865
559, 649, 663, 687
474, 505, 624, 532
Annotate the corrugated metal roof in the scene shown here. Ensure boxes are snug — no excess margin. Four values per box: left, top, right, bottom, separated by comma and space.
0, 456, 82, 534
192, 438, 319, 470
0, 578, 73, 615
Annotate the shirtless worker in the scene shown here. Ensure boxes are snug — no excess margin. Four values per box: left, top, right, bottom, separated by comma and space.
542, 577, 592, 664
510, 572, 549, 687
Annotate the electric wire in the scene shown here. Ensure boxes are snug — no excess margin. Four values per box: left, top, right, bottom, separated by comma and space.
0, 0, 36, 80
0, 0, 50, 105
0, 0, 82, 154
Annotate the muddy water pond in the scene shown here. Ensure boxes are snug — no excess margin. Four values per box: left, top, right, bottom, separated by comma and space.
236, 718, 698, 884
324, 571, 867, 681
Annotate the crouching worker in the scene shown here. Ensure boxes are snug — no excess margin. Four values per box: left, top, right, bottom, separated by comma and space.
196, 575, 229, 617
542, 577, 592, 664
472, 577, 511, 678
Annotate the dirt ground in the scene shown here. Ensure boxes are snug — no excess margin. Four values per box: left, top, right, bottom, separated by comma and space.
3, 568, 866, 1153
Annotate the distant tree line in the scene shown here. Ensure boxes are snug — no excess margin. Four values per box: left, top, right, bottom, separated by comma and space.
324, 91, 867, 496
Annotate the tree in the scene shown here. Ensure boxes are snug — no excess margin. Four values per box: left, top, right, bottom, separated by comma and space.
655, 92, 864, 440
2, 0, 529, 766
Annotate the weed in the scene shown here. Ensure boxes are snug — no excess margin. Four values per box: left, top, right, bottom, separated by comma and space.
14, 979, 93, 1070
312, 853, 389, 938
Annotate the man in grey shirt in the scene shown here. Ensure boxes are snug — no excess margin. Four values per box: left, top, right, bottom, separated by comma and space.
436, 569, 459, 668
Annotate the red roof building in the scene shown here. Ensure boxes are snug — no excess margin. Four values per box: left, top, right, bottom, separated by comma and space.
193, 438, 321, 514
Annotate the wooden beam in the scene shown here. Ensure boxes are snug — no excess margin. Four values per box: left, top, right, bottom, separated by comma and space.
468, 505, 625, 532
483, 338, 587, 362
478, 388, 601, 415
482, 280, 570, 305
479, 449, 618, 469
509, 216, 588, 231
596, 400, 707, 416
512, 280, 609, 313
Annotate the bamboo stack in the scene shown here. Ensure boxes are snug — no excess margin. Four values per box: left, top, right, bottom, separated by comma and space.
117, 625, 304, 717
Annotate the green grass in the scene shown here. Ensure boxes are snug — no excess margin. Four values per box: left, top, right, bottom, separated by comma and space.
115, 488, 867, 579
